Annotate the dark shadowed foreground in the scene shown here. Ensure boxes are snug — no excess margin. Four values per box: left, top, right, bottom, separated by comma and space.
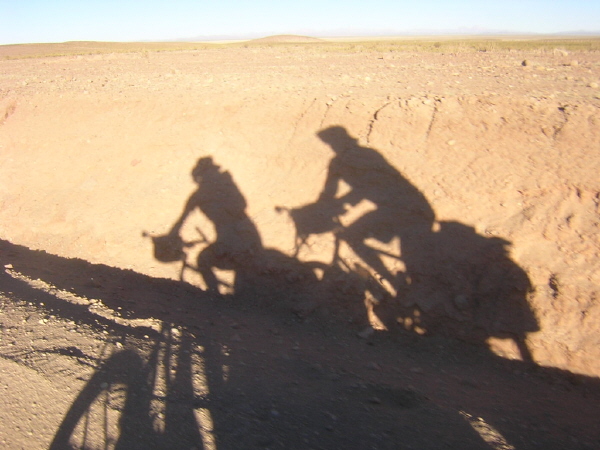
1, 238, 599, 449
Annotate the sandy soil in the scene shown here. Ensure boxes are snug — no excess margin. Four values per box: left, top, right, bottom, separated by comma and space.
1, 41, 600, 449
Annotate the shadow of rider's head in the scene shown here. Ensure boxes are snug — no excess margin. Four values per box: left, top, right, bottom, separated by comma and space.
192, 156, 219, 184
318, 126, 358, 153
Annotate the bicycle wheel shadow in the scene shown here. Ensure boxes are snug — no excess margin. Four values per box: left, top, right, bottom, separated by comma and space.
49, 349, 157, 449
1, 239, 210, 449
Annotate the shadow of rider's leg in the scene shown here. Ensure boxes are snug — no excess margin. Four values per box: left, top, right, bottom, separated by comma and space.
197, 244, 221, 293
338, 212, 395, 287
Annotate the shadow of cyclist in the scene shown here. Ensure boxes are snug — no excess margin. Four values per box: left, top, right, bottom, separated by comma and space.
314, 126, 436, 289
152, 156, 320, 314
289, 126, 538, 361
165, 156, 263, 294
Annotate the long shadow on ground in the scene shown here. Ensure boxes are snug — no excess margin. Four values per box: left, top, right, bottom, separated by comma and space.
1, 238, 599, 450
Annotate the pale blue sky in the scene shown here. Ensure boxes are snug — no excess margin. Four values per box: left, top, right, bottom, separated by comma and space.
1, 0, 599, 45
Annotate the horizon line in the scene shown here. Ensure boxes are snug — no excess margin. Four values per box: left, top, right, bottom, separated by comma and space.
3, 30, 600, 47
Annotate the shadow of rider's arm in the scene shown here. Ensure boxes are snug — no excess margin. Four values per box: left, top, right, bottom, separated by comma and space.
169, 193, 198, 236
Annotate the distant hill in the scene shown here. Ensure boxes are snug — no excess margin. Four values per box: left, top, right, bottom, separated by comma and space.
247, 34, 325, 44
553, 30, 600, 36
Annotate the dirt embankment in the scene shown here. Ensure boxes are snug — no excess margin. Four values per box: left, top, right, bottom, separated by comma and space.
1, 46, 599, 378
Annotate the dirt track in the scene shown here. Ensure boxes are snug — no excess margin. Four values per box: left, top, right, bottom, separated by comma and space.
1, 42, 600, 448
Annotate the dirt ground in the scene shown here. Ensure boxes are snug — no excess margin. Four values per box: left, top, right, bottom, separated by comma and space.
1, 40, 600, 449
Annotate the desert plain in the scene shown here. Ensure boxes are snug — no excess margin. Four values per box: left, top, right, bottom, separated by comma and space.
1, 37, 600, 449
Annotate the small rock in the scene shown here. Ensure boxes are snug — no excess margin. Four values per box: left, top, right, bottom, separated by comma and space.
453, 294, 470, 310
367, 361, 381, 371
521, 60, 529, 66
358, 326, 375, 339
589, 82, 599, 89
447, 139, 456, 146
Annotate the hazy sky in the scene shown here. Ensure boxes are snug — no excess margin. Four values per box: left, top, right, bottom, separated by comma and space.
1, 0, 599, 45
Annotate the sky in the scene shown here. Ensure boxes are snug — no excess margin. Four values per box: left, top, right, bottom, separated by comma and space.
1, 0, 599, 45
